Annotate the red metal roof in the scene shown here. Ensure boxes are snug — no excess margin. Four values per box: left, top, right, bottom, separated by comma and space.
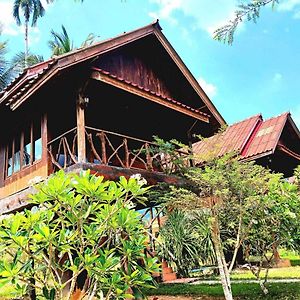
193, 112, 290, 163
193, 114, 262, 161
242, 112, 289, 159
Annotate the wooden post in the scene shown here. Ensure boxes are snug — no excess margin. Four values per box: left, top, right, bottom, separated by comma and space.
99, 132, 107, 164
41, 113, 48, 163
76, 94, 86, 163
124, 138, 129, 168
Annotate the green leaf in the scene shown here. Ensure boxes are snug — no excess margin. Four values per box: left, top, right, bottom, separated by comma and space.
42, 286, 49, 299
50, 288, 56, 300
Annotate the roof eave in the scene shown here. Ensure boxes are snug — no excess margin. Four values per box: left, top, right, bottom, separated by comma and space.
1, 21, 161, 110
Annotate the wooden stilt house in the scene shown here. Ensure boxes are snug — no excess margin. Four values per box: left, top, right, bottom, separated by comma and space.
0, 20, 225, 215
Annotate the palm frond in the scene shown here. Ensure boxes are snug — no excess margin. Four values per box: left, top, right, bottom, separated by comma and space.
48, 25, 74, 56
0, 39, 12, 91
81, 33, 96, 48
31, 0, 45, 26
11, 51, 44, 75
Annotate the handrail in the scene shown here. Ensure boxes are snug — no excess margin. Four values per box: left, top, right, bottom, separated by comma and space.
48, 126, 189, 155
47, 126, 190, 174
47, 127, 77, 145
86, 126, 189, 155
85, 126, 157, 146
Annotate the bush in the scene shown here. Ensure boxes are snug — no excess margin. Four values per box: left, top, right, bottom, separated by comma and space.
0, 170, 159, 299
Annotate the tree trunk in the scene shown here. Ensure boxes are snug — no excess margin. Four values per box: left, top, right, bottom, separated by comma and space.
28, 277, 36, 300
272, 243, 280, 264
25, 21, 29, 68
211, 212, 233, 300
229, 211, 242, 272
28, 256, 36, 300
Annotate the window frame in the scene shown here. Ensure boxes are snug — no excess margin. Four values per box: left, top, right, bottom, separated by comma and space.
5, 118, 42, 178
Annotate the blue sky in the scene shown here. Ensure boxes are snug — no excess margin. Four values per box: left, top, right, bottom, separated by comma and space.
1, 0, 300, 127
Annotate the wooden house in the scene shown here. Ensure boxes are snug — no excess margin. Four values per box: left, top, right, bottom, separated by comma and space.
0, 21, 225, 215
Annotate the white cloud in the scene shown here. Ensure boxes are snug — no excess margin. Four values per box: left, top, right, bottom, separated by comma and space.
0, 0, 50, 38
198, 77, 217, 98
273, 72, 283, 82
278, 0, 300, 18
279, 0, 300, 11
149, 0, 238, 36
0, 1, 19, 36
149, 0, 182, 25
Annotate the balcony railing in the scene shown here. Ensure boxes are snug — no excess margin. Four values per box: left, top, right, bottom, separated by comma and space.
47, 126, 190, 175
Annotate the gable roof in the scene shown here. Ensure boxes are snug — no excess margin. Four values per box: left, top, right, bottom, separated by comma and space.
0, 20, 225, 126
192, 112, 299, 163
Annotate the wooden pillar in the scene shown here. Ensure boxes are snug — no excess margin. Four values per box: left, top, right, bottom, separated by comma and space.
41, 113, 48, 162
76, 94, 86, 163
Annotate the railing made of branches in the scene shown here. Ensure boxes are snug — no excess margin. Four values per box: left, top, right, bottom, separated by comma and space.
47, 126, 190, 174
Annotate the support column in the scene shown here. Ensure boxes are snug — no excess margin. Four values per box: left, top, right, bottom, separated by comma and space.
76, 94, 86, 163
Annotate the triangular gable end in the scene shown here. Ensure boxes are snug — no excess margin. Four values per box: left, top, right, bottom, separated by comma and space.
0, 21, 225, 129
276, 113, 300, 160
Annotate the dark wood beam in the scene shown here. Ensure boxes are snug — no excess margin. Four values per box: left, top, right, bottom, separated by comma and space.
91, 71, 209, 123
278, 143, 300, 161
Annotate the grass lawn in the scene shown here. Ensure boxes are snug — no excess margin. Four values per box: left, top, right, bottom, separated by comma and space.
231, 266, 300, 280
145, 282, 300, 299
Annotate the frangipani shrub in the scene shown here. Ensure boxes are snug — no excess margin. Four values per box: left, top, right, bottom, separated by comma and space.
0, 170, 159, 300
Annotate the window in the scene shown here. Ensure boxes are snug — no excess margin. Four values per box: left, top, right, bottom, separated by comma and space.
6, 119, 42, 177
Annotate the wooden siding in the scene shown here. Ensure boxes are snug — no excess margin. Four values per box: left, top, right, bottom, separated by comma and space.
95, 48, 172, 100
0, 162, 48, 199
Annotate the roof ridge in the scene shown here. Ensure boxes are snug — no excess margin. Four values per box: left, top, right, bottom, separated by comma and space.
1, 20, 161, 93
262, 111, 290, 123
241, 118, 263, 156
49, 20, 160, 62
229, 113, 262, 127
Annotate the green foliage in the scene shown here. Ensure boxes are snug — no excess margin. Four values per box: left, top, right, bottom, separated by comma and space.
243, 175, 300, 276
214, 0, 279, 44
0, 170, 159, 299
0, 39, 12, 91
156, 152, 300, 296
12, 0, 50, 27
158, 210, 214, 278
10, 51, 44, 75
48, 25, 96, 56
148, 136, 191, 175
294, 165, 300, 186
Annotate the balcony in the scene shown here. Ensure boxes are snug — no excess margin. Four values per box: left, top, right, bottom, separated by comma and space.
47, 126, 190, 182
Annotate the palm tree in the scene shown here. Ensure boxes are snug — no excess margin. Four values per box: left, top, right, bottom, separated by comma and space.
48, 25, 96, 56
48, 25, 73, 56
0, 41, 12, 91
11, 51, 44, 75
12, 0, 52, 66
